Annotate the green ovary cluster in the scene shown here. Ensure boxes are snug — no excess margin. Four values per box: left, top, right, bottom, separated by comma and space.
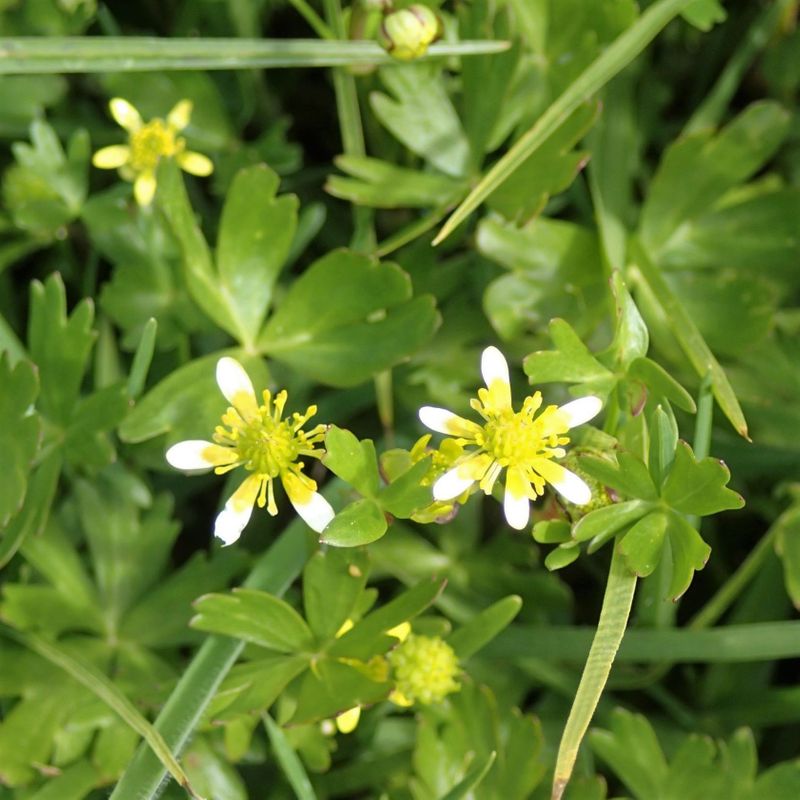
129, 120, 181, 171
389, 634, 460, 706
236, 417, 300, 477
479, 410, 566, 467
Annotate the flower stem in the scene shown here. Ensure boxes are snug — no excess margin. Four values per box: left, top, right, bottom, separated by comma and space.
551, 544, 637, 800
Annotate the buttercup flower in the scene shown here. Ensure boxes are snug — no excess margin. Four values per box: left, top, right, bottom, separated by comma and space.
92, 97, 213, 206
419, 347, 602, 531
166, 357, 334, 545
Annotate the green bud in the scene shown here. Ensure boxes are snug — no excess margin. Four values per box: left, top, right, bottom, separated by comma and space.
379, 4, 442, 61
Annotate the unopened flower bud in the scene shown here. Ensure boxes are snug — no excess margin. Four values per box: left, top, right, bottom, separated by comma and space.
379, 4, 442, 61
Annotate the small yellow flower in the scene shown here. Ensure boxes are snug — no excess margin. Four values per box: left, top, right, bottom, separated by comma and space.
92, 97, 213, 207
378, 4, 443, 61
166, 357, 334, 545
388, 634, 460, 706
419, 347, 602, 531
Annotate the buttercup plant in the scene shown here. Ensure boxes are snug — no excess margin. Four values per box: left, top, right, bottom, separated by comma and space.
166, 357, 334, 544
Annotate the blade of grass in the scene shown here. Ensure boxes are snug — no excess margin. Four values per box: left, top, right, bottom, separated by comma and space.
109, 522, 314, 800
487, 620, 800, 664
0, 38, 508, 74
0, 624, 199, 798
432, 0, 698, 245
264, 714, 318, 800
630, 239, 749, 439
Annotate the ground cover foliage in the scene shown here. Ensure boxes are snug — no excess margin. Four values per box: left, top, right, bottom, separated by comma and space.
1, 1, 800, 799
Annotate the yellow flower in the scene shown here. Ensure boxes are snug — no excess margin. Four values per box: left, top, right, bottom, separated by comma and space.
378, 4, 443, 61
92, 97, 213, 207
419, 346, 602, 531
166, 357, 334, 545
388, 634, 460, 706
407, 434, 470, 523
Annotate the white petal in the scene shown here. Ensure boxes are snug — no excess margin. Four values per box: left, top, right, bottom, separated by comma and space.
419, 406, 459, 434
165, 440, 217, 470
214, 476, 260, 545
551, 468, 593, 506
290, 490, 335, 533
216, 357, 258, 417
559, 396, 603, 428
503, 489, 530, 531
481, 345, 510, 388
433, 467, 475, 501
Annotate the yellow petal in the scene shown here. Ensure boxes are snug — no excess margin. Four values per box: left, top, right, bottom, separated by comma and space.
283, 473, 335, 533
532, 459, 592, 506
503, 466, 530, 530
109, 98, 142, 132
480, 346, 512, 411
387, 622, 411, 641
167, 99, 193, 131
92, 145, 131, 169
335, 707, 361, 734
165, 440, 237, 471
134, 172, 157, 206
177, 150, 213, 176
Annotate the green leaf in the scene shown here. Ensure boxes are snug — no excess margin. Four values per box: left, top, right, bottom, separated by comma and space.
0, 450, 60, 568
28, 273, 95, 424
487, 101, 599, 224
303, 547, 369, 640
191, 588, 314, 653
63, 383, 130, 470
572, 499, 654, 543
618, 511, 668, 577
378, 458, 433, 519
627, 357, 696, 413
589, 708, 668, 798
447, 596, 522, 660
326, 155, 465, 208
216, 165, 298, 343
25, 759, 98, 800
181, 736, 247, 800
662, 441, 745, 516
330, 578, 445, 660
289, 659, 391, 725
127, 318, 157, 399
648, 404, 678, 488
665, 511, 712, 600
440, 751, 497, 800
322, 426, 380, 497
579, 453, 659, 501
156, 161, 244, 343
259, 249, 438, 386
600, 271, 648, 371
532, 519, 572, 544
207, 655, 309, 722
119, 350, 269, 443
320, 498, 388, 548
640, 101, 791, 256
524, 318, 615, 395
774, 504, 800, 609
682, 0, 726, 30
370, 63, 470, 178
544, 542, 581, 571
0, 355, 41, 528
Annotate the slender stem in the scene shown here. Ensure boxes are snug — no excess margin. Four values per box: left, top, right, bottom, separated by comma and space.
289, 0, 335, 39
551, 544, 637, 800
683, 0, 795, 135
321, 0, 376, 253
692, 372, 714, 461
688, 524, 779, 631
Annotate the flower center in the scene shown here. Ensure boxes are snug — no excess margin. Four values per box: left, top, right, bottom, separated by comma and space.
213, 391, 325, 479
129, 120, 182, 171
389, 635, 460, 706
477, 398, 570, 467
